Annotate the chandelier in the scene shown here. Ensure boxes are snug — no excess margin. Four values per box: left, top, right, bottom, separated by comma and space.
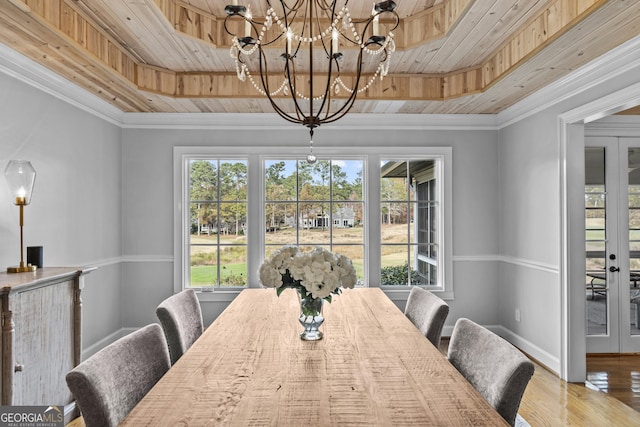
224, 1, 399, 162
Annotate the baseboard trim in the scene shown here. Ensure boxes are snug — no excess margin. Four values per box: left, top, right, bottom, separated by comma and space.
64, 401, 78, 425
497, 325, 560, 375
442, 324, 560, 375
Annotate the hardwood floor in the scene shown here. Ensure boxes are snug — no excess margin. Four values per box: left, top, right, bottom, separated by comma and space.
66, 417, 84, 427
586, 353, 640, 414
518, 354, 640, 426
66, 351, 640, 427
445, 339, 640, 426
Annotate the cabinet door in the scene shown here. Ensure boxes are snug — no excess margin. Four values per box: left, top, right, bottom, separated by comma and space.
11, 280, 76, 406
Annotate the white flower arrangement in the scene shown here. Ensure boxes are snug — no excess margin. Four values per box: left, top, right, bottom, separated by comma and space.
259, 246, 357, 301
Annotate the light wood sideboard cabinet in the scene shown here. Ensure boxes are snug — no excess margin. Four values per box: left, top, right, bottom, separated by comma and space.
0, 267, 93, 420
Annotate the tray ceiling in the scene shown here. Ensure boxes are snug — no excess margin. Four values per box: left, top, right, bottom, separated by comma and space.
0, 0, 639, 115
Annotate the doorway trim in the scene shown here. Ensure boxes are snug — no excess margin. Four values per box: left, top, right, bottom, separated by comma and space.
560, 81, 640, 382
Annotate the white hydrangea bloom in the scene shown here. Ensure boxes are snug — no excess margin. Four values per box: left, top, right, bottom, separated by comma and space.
259, 245, 358, 300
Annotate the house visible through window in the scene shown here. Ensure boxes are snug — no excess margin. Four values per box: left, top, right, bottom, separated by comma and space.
188, 159, 247, 288
176, 147, 451, 295
264, 159, 365, 284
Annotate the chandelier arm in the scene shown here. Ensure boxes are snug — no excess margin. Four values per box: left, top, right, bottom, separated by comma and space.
256, 50, 272, 99
282, 49, 310, 123
313, 39, 339, 122
235, 47, 246, 65
283, 46, 308, 123
259, 32, 287, 47
333, 26, 357, 46
317, 46, 364, 124
259, 57, 314, 126
294, 5, 305, 58
226, 1, 396, 145
316, 0, 333, 12
316, 0, 338, 59
223, 16, 236, 36
278, 1, 303, 58
258, 53, 304, 125
282, 0, 305, 14
270, 103, 308, 125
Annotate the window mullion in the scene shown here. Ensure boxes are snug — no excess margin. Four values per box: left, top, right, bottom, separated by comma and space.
367, 154, 381, 287
247, 154, 262, 288
176, 146, 450, 297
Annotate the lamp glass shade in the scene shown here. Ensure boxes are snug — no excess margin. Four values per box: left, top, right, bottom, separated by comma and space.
4, 160, 36, 205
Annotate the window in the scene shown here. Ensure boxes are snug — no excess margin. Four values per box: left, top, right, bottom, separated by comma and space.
187, 159, 247, 288
380, 160, 439, 286
264, 159, 365, 284
175, 146, 452, 297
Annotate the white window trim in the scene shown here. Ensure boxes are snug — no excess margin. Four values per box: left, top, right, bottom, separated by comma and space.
174, 146, 453, 301
261, 154, 368, 285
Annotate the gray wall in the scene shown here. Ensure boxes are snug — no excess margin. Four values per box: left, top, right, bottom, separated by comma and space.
0, 71, 123, 352
497, 57, 640, 370
120, 127, 501, 329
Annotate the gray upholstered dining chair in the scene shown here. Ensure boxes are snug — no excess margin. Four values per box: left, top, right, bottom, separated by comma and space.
156, 288, 204, 365
404, 286, 450, 348
66, 323, 171, 427
447, 318, 535, 427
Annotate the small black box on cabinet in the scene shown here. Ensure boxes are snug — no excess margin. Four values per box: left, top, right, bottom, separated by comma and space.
27, 246, 43, 268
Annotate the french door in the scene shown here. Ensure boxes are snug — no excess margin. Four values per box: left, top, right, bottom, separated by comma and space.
585, 137, 640, 353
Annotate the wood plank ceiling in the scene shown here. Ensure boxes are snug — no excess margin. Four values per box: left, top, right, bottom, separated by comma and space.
0, 0, 639, 115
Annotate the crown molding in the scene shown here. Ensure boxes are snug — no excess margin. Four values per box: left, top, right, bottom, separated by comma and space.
497, 34, 640, 128
2, 33, 640, 131
121, 111, 499, 130
585, 114, 640, 137
0, 41, 123, 126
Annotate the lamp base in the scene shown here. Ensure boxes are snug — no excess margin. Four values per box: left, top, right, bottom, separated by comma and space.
7, 264, 37, 273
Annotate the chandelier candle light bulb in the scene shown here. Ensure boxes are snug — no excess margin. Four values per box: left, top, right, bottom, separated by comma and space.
286, 28, 292, 54
244, 7, 252, 37
373, 8, 380, 35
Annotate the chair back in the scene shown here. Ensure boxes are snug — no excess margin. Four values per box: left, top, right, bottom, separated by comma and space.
156, 288, 204, 364
66, 324, 170, 427
404, 286, 449, 348
447, 318, 535, 426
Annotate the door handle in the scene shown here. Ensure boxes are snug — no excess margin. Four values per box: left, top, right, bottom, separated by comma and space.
609, 266, 620, 272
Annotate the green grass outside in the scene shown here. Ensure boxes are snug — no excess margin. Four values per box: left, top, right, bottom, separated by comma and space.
189, 224, 411, 285
189, 254, 410, 286
190, 261, 365, 286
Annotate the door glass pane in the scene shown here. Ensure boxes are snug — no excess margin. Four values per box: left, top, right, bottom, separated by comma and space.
586, 147, 608, 336
628, 148, 640, 335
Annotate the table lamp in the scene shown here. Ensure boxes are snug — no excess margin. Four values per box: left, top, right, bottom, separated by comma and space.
4, 160, 37, 273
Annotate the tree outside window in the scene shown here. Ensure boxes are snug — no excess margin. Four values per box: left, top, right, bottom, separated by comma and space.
264, 159, 365, 283
189, 159, 247, 288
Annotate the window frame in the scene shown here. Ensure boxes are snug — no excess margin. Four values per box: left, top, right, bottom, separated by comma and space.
186, 157, 249, 289
262, 156, 367, 285
174, 146, 453, 301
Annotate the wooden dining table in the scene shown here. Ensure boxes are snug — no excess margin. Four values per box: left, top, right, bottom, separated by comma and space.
121, 288, 508, 426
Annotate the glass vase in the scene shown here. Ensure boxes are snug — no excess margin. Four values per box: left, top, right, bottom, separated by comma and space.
297, 289, 324, 341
